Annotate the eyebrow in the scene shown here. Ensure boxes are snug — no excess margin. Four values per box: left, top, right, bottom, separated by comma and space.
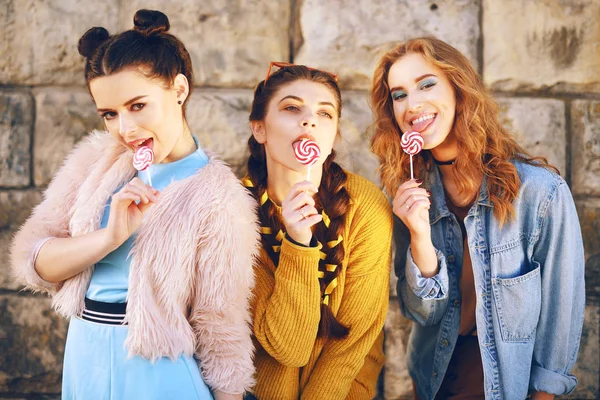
96, 95, 148, 113
278, 95, 336, 109
389, 74, 437, 93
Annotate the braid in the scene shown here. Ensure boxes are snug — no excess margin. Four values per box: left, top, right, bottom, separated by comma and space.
314, 150, 350, 338
245, 137, 351, 339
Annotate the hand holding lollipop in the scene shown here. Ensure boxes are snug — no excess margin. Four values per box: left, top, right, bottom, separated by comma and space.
401, 131, 424, 180
293, 138, 320, 180
133, 146, 154, 186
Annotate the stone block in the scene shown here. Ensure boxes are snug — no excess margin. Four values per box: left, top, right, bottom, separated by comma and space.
119, 0, 289, 88
0, 294, 67, 393
0, 0, 120, 85
296, 0, 480, 90
483, 0, 600, 93
0, 92, 33, 187
576, 199, 600, 306
186, 89, 254, 176
496, 97, 566, 177
571, 100, 600, 196
0, 190, 42, 290
33, 88, 103, 187
384, 299, 413, 399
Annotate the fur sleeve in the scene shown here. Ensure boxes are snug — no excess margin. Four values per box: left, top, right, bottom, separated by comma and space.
188, 160, 260, 394
9, 131, 109, 294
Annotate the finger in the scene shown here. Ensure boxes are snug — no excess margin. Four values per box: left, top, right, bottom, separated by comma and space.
401, 194, 430, 212
284, 205, 319, 225
285, 191, 316, 212
407, 198, 431, 214
128, 178, 159, 202
112, 192, 141, 206
393, 187, 430, 210
121, 185, 151, 204
294, 213, 323, 230
394, 179, 424, 198
283, 181, 319, 205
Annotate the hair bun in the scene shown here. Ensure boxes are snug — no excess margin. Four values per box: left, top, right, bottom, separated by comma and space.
78, 27, 110, 58
133, 9, 170, 36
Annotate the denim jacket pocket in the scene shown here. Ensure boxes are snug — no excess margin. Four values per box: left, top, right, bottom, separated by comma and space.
492, 263, 541, 343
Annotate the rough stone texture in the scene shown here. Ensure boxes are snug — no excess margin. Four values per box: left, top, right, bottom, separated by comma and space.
33, 88, 103, 187
296, 0, 480, 90
496, 97, 567, 176
576, 198, 600, 306
0, 190, 42, 290
384, 299, 413, 399
571, 100, 600, 196
186, 90, 253, 176
0, 0, 120, 85
565, 305, 599, 399
0, 92, 33, 187
338, 91, 380, 184
119, 1, 289, 88
0, 294, 67, 394
484, 0, 600, 93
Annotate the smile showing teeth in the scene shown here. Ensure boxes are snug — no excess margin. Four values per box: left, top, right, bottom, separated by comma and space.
411, 114, 435, 125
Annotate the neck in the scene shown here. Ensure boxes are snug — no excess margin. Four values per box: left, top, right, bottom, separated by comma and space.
163, 120, 196, 163
265, 156, 323, 206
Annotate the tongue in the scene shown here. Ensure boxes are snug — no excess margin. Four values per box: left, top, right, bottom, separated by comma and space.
411, 116, 435, 132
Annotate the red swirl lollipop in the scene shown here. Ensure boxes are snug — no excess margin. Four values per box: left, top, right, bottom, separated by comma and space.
401, 131, 424, 156
133, 146, 154, 185
401, 131, 424, 180
293, 139, 320, 180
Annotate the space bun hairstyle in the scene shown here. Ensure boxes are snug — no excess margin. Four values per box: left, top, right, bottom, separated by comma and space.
77, 9, 194, 107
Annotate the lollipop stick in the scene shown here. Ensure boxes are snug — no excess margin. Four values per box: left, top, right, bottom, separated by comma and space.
307, 166, 311, 181
147, 169, 153, 187
410, 154, 414, 180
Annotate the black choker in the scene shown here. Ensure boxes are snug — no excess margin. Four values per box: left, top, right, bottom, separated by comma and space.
432, 156, 456, 166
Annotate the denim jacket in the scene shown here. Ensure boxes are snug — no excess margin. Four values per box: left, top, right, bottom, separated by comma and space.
396, 161, 585, 400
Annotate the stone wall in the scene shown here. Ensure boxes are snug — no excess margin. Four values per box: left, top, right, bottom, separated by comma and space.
1, 0, 598, 398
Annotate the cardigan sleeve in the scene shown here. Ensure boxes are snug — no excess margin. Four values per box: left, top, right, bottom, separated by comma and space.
189, 174, 260, 395
301, 181, 393, 399
10, 133, 103, 293
251, 236, 323, 367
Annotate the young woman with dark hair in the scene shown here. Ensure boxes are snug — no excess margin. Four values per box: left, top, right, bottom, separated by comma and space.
370, 37, 585, 400
11, 9, 257, 400
243, 63, 393, 399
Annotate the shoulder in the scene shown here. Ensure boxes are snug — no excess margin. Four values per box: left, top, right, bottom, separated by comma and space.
345, 172, 391, 210
513, 160, 567, 207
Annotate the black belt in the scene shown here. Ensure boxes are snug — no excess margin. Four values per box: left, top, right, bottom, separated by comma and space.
81, 297, 127, 325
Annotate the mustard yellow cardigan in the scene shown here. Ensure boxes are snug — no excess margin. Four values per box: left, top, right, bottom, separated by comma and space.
251, 173, 393, 399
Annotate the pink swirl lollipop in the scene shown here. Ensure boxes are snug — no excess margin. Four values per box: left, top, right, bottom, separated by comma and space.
133, 146, 154, 185
401, 131, 424, 180
401, 131, 424, 156
293, 139, 320, 180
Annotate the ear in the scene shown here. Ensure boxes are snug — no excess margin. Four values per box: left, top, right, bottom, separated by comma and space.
173, 73, 189, 103
251, 120, 267, 144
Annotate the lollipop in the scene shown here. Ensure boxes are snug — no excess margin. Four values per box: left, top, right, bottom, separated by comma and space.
133, 146, 154, 186
401, 131, 424, 180
293, 138, 320, 180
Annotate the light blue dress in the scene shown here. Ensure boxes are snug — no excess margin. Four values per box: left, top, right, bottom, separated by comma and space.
62, 140, 214, 399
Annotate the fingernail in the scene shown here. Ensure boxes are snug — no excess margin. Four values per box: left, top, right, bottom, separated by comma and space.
426, 190, 432, 196
415, 179, 424, 184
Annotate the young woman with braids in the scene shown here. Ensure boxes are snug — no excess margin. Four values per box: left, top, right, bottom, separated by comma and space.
10, 10, 258, 400
242, 63, 393, 399
370, 37, 585, 400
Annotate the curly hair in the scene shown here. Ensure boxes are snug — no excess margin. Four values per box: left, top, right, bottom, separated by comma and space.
246, 65, 350, 339
370, 37, 557, 224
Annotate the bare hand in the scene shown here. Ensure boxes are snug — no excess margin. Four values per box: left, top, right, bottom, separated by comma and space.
105, 177, 159, 248
393, 179, 431, 239
281, 181, 322, 246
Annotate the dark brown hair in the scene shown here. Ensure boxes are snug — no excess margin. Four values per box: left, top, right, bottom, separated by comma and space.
77, 9, 194, 110
370, 37, 557, 224
247, 65, 350, 339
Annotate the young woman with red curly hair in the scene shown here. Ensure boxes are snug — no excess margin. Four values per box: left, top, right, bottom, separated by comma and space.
243, 63, 393, 399
370, 37, 585, 400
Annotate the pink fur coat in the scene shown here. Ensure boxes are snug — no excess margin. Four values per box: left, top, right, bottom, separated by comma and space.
10, 130, 259, 394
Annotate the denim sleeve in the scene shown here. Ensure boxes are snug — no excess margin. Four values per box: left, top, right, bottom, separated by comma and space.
394, 216, 450, 326
529, 181, 585, 395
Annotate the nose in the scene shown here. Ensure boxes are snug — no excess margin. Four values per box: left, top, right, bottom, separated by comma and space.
407, 92, 424, 113
300, 111, 317, 129
118, 113, 136, 136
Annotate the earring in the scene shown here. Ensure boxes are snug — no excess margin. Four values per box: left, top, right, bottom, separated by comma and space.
177, 100, 183, 105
